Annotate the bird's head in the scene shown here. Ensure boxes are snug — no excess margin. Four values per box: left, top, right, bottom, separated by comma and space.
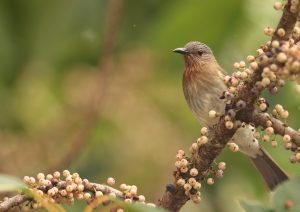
173, 41, 216, 69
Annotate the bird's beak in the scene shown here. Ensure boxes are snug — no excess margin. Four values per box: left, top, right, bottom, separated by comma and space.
173, 47, 189, 55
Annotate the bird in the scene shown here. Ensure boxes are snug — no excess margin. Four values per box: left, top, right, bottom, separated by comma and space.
173, 41, 289, 191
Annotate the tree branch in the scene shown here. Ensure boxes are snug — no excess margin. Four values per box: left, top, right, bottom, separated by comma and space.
159, 1, 300, 211
0, 194, 31, 212
0, 180, 129, 211
272, 0, 299, 41
252, 112, 300, 147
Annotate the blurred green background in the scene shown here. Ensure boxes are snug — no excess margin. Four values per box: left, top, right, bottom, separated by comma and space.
0, 0, 300, 211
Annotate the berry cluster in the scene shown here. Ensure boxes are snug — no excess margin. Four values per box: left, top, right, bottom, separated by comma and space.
19, 171, 154, 211
174, 150, 201, 203
174, 127, 227, 204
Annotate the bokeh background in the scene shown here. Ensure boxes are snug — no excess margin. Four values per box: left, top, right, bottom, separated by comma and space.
0, 0, 300, 211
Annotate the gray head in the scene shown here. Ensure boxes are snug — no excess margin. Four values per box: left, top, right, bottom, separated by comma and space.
173, 41, 213, 57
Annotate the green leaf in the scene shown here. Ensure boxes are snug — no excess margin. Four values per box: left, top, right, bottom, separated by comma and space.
0, 174, 26, 192
239, 200, 273, 212
122, 203, 166, 212
272, 176, 300, 212
84, 196, 166, 212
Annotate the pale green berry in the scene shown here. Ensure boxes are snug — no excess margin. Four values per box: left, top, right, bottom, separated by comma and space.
207, 178, 214, 185
107, 177, 115, 186
218, 162, 226, 170
190, 168, 198, 177
283, 134, 291, 143
273, 2, 283, 10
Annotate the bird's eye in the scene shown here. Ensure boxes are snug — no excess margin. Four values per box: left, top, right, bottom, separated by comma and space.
197, 51, 203, 56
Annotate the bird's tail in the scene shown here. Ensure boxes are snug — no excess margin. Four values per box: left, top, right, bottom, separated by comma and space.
249, 147, 289, 191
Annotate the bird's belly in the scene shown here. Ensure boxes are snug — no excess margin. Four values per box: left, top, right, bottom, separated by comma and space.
184, 83, 226, 127
190, 94, 224, 126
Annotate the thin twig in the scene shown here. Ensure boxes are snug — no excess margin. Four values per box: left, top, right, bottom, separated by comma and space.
48, 0, 124, 171
252, 112, 300, 147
